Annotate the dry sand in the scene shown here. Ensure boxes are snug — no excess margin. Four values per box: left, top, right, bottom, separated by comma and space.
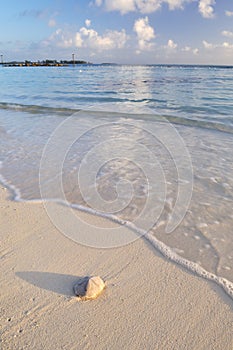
0, 185, 232, 350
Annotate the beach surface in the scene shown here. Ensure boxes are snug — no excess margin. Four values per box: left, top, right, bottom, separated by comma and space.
1, 185, 232, 350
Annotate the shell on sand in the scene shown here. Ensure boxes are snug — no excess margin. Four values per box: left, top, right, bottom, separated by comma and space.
73, 276, 105, 301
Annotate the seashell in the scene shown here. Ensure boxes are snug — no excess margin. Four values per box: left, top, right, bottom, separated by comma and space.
73, 276, 105, 301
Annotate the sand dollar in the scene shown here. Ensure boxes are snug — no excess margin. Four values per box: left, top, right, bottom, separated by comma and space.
73, 276, 105, 300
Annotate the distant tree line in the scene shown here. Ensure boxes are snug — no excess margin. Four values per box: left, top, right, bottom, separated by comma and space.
1, 59, 91, 67
60, 60, 88, 64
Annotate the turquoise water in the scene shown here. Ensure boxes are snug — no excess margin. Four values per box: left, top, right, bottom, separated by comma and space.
0, 65, 233, 298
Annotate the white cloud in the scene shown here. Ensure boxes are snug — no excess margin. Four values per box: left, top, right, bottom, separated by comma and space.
133, 17, 155, 50
222, 42, 233, 49
135, 0, 161, 13
95, 0, 193, 14
94, 0, 218, 19
85, 19, 91, 27
42, 25, 128, 51
222, 30, 233, 38
165, 0, 191, 11
198, 0, 215, 19
48, 18, 56, 27
202, 40, 233, 51
79, 27, 128, 49
225, 10, 233, 17
75, 32, 83, 47
182, 46, 191, 52
202, 40, 215, 49
102, 0, 136, 14
166, 39, 177, 49
42, 29, 73, 48
181, 46, 199, 55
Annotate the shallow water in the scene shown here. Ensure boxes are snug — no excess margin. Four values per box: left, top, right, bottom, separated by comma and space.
0, 65, 233, 296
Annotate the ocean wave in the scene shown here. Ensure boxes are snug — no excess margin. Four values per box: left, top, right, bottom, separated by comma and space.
0, 101, 233, 134
0, 102, 79, 116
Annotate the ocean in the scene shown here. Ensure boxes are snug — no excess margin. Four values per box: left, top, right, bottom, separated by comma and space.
0, 64, 233, 298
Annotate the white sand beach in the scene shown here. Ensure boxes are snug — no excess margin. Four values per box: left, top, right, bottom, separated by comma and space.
1, 185, 233, 350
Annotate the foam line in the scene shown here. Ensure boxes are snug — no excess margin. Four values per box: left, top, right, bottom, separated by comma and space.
0, 175, 232, 300
144, 232, 233, 300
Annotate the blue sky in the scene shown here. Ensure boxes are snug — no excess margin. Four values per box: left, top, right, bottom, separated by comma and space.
1, 0, 233, 64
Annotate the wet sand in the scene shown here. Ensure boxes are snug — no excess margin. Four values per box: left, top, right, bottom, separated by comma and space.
0, 185, 232, 350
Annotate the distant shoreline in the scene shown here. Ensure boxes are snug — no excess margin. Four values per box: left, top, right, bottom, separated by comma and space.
0, 59, 91, 67
1, 62, 233, 68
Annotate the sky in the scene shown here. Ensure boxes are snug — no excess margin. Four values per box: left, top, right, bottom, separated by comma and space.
0, 0, 233, 65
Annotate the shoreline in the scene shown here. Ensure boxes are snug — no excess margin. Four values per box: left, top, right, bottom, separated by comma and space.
2, 174, 233, 300
1, 184, 233, 349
